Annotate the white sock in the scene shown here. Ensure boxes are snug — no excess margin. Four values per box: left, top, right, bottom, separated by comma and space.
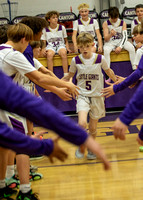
19, 183, 31, 193
0, 179, 6, 188
6, 165, 15, 179
64, 73, 69, 77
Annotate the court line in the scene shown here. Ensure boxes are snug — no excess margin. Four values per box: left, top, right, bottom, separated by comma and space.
37, 157, 143, 169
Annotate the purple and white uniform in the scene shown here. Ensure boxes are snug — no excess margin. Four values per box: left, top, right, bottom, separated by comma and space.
41, 24, 67, 53
0, 44, 36, 134
69, 53, 109, 119
103, 18, 135, 69
73, 17, 99, 47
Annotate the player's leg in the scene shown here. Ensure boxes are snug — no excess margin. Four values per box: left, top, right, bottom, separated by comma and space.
0, 147, 17, 198
75, 96, 89, 158
46, 49, 55, 72
75, 110, 88, 159
87, 97, 105, 160
6, 150, 20, 189
103, 43, 114, 68
124, 41, 136, 70
87, 118, 98, 160
58, 47, 68, 75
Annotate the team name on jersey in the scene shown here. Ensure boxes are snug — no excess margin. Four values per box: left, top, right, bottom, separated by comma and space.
78, 74, 99, 80
48, 37, 63, 43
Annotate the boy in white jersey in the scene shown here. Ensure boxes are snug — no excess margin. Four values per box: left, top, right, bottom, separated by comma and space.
131, 4, 143, 49
64, 32, 117, 159
0, 23, 79, 200
103, 7, 136, 70
41, 11, 71, 76
72, 3, 103, 53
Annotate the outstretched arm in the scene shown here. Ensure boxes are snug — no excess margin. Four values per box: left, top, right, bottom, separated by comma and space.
0, 121, 68, 162
112, 80, 143, 141
0, 71, 110, 170
104, 68, 117, 82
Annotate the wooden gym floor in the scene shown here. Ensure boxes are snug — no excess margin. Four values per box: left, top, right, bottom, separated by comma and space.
13, 113, 143, 200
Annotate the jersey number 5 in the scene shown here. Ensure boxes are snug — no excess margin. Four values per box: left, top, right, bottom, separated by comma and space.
86, 81, 91, 90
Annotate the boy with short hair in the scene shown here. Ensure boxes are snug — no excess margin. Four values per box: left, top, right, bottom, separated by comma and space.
0, 23, 78, 200
41, 11, 71, 76
103, 7, 136, 70
131, 4, 143, 48
64, 32, 117, 159
72, 3, 103, 53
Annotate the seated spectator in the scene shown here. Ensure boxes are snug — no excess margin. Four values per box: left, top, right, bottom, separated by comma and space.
103, 7, 136, 70
131, 4, 143, 48
41, 11, 72, 77
72, 3, 103, 53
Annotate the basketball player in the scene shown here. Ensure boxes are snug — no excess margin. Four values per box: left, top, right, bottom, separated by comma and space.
0, 23, 78, 200
131, 4, 143, 48
0, 70, 110, 199
72, 3, 103, 53
101, 22, 143, 98
103, 7, 136, 70
41, 11, 71, 76
64, 32, 117, 160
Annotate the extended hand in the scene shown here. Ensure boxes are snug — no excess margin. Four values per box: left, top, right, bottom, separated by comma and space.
49, 137, 68, 163
111, 118, 128, 140
101, 82, 115, 98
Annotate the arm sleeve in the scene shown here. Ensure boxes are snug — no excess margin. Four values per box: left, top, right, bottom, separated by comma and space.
119, 80, 143, 126
0, 71, 88, 146
119, 30, 128, 48
0, 121, 53, 156
113, 55, 143, 93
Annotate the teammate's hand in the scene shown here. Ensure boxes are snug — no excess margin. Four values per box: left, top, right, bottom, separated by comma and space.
101, 82, 115, 98
67, 82, 79, 99
49, 137, 68, 163
111, 118, 128, 140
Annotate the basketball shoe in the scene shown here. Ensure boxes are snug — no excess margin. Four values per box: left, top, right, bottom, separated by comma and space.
75, 148, 84, 158
87, 150, 96, 160
16, 189, 39, 200
0, 186, 17, 199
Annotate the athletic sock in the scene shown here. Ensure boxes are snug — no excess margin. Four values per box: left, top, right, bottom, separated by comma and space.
0, 179, 6, 188
6, 165, 15, 179
19, 183, 31, 193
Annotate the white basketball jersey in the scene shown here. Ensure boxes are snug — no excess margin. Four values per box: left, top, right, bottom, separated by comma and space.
41, 24, 66, 48
69, 53, 109, 97
73, 18, 99, 38
106, 18, 124, 45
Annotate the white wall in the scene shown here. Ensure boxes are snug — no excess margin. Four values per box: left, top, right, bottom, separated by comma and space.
0, 0, 143, 20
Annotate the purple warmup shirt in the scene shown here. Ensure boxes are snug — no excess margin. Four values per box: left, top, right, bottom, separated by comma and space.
0, 71, 88, 154
113, 55, 143, 93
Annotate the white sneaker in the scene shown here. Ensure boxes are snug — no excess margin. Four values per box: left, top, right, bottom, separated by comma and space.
75, 148, 84, 159
87, 150, 96, 160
